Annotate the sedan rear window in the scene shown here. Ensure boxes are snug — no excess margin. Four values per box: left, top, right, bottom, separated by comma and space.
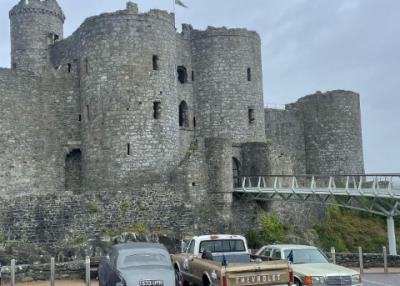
121, 253, 169, 267
199, 240, 246, 253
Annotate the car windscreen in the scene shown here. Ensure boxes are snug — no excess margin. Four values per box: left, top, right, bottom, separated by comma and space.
119, 252, 170, 268
283, 249, 328, 264
199, 239, 246, 253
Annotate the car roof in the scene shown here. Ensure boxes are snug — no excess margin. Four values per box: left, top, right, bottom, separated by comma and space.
193, 234, 246, 241
112, 242, 168, 251
265, 244, 318, 250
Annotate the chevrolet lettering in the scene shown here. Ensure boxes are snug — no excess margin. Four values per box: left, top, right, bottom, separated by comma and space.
236, 274, 281, 284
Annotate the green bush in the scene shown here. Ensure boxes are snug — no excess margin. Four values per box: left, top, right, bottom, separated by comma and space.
246, 211, 285, 248
314, 206, 387, 252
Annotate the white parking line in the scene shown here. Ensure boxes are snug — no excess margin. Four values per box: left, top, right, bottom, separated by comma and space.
363, 279, 393, 286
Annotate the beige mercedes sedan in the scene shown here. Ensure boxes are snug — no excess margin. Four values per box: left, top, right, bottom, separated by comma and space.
256, 244, 362, 286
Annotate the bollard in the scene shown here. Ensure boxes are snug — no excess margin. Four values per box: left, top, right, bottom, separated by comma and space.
11, 259, 15, 286
85, 256, 91, 286
50, 257, 55, 286
383, 246, 388, 273
330, 247, 336, 264
358, 247, 364, 274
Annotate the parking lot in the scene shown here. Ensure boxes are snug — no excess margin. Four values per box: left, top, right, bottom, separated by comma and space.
363, 273, 400, 286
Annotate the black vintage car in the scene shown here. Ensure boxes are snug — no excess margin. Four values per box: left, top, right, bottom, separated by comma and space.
99, 242, 182, 286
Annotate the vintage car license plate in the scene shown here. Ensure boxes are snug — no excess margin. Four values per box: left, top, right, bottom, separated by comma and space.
139, 280, 164, 286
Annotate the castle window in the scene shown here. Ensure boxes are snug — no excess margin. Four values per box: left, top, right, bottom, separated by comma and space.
248, 108, 255, 123
193, 117, 196, 128
247, 68, 252, 81
179, 101, 189, 127
152, 55, 159, 70
85, 58, 89, 75
232, 157, 241, 188
127, 143, 131, 155
68, 63, 71, 73
153, 101, 161, 119
177, 66, 188, 84
86, 105, 90, 121
191, 71, 195, 81
12, 62, 17, 69
78, 114, 82, 122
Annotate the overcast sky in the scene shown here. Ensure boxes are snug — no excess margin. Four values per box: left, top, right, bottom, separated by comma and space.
0, 0, 398, 173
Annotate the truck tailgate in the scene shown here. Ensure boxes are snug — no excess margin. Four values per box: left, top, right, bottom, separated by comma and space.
224, 260, 289, 286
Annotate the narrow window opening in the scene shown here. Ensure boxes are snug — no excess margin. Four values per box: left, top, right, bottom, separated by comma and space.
12, 62, 17, 69
152, 55, 159, 70
127, 143, 131, 155
232, 157, 241, 188
247, 67, 251, 81
179, 101, 189, 127
54, 34, 59, 42
193, 117, 196, 128
67, 63, 71, 73
78, 114, 82, 122
177, 66, 188, 84
192, 182, 196, 187
248, 108, 255, 123
191, 71, 195, 81
85, 58, 89, 75
153, 101, 161, 119
86, 105, 90, 121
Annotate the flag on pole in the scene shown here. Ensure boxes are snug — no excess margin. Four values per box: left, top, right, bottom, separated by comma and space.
175, 0, 188, 8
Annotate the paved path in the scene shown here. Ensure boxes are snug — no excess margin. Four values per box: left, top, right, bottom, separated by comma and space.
363, 273, 400, 286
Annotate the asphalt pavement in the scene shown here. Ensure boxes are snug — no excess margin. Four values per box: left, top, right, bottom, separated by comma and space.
363, 273, 400, 286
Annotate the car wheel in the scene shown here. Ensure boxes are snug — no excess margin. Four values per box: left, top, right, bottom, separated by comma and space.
294, 278, 302, 286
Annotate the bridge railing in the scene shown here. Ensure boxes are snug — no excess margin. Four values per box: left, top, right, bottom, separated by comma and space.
239, 174, 400, 191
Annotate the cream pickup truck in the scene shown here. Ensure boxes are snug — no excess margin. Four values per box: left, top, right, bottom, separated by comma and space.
172, 235, 293, 286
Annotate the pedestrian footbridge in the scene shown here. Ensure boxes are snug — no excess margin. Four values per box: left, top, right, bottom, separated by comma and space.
234, 174, 400, 255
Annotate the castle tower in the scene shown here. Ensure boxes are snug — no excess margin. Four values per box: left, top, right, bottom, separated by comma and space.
9, 0, 65, 73
191, 27, 266, 143
296, 90, 364, 175
76, 4, 179, 189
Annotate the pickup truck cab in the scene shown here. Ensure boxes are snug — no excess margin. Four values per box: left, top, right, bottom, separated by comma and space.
172, 234, 293, 286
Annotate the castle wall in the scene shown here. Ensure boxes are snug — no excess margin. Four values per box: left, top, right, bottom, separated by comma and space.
191, 27, 265, 143
72, 7, 180, 190
0, 69, 69, 196
296, 90, 364, 175
264, 108, 306, 175
176, 26, 196, 161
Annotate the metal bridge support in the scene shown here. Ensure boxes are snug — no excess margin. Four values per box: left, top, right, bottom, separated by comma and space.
387, 216, 397, 255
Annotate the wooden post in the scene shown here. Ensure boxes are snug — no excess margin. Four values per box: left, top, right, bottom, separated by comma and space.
11, 259, 16, 286
50, 257, 55, 286
358, 247, 364, 274
330, 247, 336, 264
85, 256, 91, 286
383, 246, 388, 273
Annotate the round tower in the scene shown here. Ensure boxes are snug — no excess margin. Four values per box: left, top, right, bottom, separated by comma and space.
9, 0, 65, 73
297, 90, 364, 175
76, 4, 179, 189
191, 27, 266, 143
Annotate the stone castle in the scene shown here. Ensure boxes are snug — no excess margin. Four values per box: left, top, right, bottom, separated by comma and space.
0, 0, 364, 246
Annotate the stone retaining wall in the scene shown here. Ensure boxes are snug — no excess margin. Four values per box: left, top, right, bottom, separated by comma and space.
334, 253, 400, 268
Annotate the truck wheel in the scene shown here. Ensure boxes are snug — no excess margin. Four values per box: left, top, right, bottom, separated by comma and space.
202, 275, 211, 286
175, 266, 189, 286
294, 278, 302, 286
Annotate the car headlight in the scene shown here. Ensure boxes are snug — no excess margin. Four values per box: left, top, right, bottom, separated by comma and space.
352, 274, 361, 284
304, 275, 325, 285
312, 276, 325, 283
